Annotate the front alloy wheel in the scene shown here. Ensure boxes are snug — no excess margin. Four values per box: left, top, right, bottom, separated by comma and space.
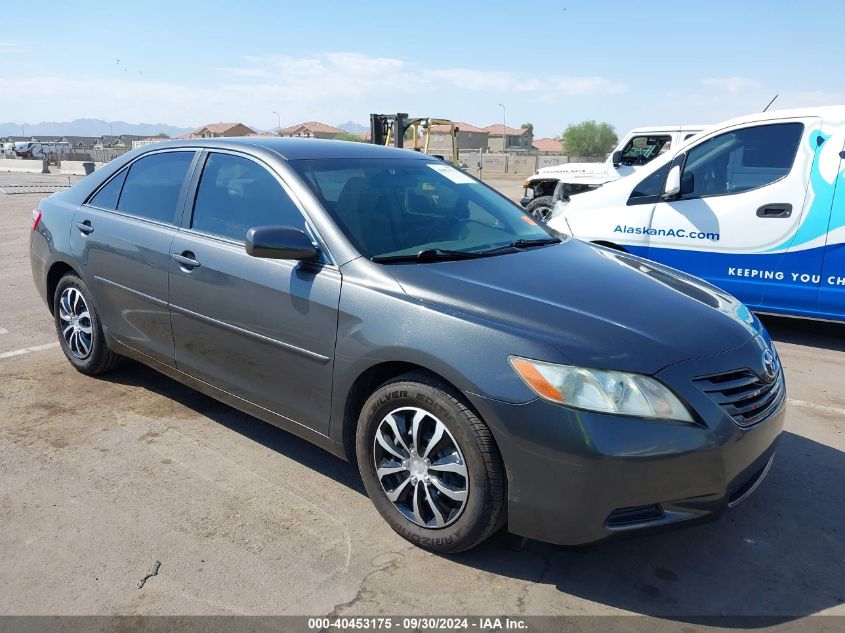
356, 373, 506, 553
373, 407, 469, 528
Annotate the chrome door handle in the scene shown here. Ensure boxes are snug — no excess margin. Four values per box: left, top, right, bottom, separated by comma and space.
172, 252, 201, 269
75, 220, 94, 235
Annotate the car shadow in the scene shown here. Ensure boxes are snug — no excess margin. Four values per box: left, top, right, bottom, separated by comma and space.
760, 313, 845, 352
101, 360, 366, 495
451, 430, 845, 623
102, 361, 843, 624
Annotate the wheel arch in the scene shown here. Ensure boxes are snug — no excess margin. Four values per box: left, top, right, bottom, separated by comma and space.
340, 361, 483, 463
45, 260, 81, 315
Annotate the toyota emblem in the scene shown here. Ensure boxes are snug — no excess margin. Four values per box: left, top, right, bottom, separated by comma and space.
762, 349, 777, 382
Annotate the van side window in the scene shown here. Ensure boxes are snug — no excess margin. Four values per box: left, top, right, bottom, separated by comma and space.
117, 151, 195, 223
191, 152, 306, 242
681, 123, 803, 199
628, 163, 671, 205
89, 169, 128, 210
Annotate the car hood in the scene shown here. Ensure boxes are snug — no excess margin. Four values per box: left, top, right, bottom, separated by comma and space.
386, 240, 759, 375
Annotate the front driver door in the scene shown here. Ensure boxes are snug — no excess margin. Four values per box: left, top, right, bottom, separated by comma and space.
647, 119, 817, 309
168, 150, 341, 434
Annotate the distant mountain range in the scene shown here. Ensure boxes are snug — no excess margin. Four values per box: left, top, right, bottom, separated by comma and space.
337, 121, 368, 134
0, 119, 193, 138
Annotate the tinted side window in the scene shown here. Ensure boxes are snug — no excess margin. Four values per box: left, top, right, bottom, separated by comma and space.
192, 152, 306, 241
628, 163, 670, 205
682, 123, 803, 198
89, 169, 127, 210
117, 151, 194, 223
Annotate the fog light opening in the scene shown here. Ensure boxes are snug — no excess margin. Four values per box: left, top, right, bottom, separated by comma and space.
605, 504, 665, 528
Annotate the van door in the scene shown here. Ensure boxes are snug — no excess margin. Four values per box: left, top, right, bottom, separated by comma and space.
646, 119, 817, 308
816, 133, 845, 318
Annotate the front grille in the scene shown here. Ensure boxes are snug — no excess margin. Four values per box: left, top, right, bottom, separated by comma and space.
693, 368, 785, 427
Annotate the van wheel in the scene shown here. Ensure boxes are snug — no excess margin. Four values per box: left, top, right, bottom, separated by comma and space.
525, 195, 555, 222
356, 373, 506, 553
53, 273, 121, 375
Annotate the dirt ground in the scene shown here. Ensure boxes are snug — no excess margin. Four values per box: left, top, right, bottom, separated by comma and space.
0, 171, 842, 625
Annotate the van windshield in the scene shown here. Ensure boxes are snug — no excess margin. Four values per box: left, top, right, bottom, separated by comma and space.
290, 158, 554, 260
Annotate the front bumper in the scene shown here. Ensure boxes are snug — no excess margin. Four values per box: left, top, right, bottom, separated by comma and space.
467, 334, 785, 546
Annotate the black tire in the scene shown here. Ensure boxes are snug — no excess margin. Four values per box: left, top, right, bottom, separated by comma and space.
356, 372, 506, 553
53, 273, 121, 375
525, 195, 555, 222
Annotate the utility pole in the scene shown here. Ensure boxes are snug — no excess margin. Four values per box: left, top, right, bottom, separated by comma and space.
498, 103, 506, 152
273, 111, 281, 135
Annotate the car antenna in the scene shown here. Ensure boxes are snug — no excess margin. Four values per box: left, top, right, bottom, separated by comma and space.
762, 94, 779, 112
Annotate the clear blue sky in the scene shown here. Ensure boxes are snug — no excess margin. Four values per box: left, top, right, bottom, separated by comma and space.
2, 0, 843, 136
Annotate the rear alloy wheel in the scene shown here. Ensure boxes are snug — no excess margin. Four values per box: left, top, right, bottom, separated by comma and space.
357, 373, 506, 553
53, 273, 121, 375
525, 195, 554, 222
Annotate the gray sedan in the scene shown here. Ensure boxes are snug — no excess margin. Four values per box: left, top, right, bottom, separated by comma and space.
30, 138, 785, 552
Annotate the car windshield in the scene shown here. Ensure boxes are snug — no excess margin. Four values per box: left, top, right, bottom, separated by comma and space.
290, 158, 555, 260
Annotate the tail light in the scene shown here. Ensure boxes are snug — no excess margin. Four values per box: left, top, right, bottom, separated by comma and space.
31, 208, 42, 231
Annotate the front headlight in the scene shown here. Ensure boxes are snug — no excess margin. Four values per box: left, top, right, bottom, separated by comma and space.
509, 356, 694, 422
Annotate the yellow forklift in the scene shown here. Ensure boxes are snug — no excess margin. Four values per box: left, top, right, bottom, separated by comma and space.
370, 113, 460, 165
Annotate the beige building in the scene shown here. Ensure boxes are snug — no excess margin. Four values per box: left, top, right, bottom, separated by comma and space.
192, 122, 256, 138
427, 122, 489, 152
483, 124, 533, 152
278, 121, 346, 139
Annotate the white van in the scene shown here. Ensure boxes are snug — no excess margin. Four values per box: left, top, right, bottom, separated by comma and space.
521, 125, 704, 220
547, 106, 845, 322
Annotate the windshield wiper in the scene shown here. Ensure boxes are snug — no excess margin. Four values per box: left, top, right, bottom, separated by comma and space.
371, 248, 490, 264
474, 237, 561, 255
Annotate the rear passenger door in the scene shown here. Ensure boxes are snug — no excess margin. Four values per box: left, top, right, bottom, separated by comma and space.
168, 150, 341, 434
70, 150, 198, 366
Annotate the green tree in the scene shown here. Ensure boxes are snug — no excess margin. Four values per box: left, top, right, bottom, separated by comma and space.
334, 132, 367, 143
521, 122, 533, 135
562, 120, 618, 157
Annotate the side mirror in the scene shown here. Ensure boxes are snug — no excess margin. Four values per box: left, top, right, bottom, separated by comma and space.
611, 150, 622, 166
663, 165, 681, 198
245, 226, 318, 261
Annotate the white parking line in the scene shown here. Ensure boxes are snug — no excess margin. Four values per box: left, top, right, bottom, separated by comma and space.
0, 327, 8, 335
788, 398, 845, 417
0, 342, 59, 360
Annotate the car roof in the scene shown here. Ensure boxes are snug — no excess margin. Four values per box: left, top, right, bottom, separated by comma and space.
138, 137, 434, 161
713, 105, 845, 128
628, 125, 706, 133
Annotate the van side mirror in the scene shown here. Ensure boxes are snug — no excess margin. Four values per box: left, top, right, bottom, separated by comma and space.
245, 226, 318, 261
612, 150, 622, 166
663, 165, 681, 198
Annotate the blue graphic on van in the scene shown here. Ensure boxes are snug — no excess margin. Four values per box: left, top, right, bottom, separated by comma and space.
767, 129, 845, 252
